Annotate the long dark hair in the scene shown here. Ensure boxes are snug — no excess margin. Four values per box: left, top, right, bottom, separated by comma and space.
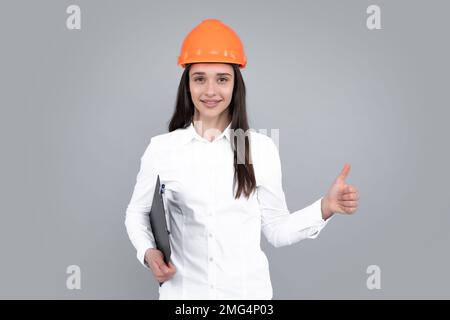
168, 63, 257, 199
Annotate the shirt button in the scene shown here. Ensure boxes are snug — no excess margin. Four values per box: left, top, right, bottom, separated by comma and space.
209, 232, 213, 238
210, 284, 215, 289
209, 257, 213, 262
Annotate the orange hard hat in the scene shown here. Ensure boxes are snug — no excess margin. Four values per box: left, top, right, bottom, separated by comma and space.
177, 19, 247, 69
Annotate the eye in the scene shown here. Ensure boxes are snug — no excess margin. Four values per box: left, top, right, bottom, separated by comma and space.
218, 77, 229, 83
194, 77, 205, 82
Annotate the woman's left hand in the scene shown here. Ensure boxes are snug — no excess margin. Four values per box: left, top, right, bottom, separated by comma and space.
321, 163, 359, 220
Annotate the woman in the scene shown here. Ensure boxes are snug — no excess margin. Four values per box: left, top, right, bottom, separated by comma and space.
125, 19, 359, 300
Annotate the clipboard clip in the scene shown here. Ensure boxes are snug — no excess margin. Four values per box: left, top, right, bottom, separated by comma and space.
160, 183, 171, 235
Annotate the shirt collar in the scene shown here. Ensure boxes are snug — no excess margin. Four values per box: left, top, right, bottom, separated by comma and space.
182, 120, 232, 145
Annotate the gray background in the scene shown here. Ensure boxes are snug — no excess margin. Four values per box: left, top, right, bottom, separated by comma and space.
1, 0, 449, 299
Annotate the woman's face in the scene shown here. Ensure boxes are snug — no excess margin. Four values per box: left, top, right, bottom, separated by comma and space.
189, 63, 234, 121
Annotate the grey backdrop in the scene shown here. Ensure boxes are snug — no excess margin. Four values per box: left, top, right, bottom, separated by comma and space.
1, 0, 449, 299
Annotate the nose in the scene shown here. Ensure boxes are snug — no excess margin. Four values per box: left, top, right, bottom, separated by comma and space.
205, 79, 217, 97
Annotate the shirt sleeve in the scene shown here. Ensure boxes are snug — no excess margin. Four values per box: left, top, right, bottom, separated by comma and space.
124, 138, 158, 268
256, 137, 333, 248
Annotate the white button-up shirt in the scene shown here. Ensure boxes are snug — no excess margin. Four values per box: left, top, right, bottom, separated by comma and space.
125, 121, 332, 300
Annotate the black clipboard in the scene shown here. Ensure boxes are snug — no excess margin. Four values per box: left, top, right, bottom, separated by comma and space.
149, 175, 171, 286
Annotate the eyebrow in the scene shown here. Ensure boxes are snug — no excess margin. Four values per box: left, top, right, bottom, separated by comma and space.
191, 72, 233, 77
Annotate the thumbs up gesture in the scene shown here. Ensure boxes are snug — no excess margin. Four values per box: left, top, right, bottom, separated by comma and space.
321, 163, 359, 220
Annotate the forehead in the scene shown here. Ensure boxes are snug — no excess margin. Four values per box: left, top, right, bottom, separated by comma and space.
189, 63, 233, 75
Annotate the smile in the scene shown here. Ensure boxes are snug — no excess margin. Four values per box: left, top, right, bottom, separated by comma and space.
201, 100, 222, 108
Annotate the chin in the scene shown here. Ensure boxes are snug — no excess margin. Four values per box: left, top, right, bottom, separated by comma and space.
198, 106, 223, 115
202, 110, 222, 118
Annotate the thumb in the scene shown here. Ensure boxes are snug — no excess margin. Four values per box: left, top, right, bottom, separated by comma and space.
168, 261, 176, 271
335, 163, 351, 184
153, 255, 170, 274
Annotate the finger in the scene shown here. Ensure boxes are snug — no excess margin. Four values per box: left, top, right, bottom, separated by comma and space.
340, 200, 358, 207
351, 189, 359, 198
157, 271, 174, 282
345, 207, 357, 214
161, 263, 170, 274
343, 185, 357, 194
340, 193, 359, 201
153, 269, 165, 279
155, 256, 170, 273
164, 264, 176, 276
152, 258, 170, 274
151, 262, 166, 277
167, 262, 177, 272
339, 193, 357, 200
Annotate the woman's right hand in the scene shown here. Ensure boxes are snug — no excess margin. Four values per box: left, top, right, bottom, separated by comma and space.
144, 248, 176, 284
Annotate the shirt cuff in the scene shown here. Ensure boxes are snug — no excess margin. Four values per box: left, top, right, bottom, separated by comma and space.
288, 196, 334, 242
290, 197, 326, 226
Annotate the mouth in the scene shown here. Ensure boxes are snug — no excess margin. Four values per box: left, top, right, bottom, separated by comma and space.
201, 99, 222, 108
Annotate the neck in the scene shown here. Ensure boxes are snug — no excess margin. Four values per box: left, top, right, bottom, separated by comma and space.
192, 112, 231, 142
